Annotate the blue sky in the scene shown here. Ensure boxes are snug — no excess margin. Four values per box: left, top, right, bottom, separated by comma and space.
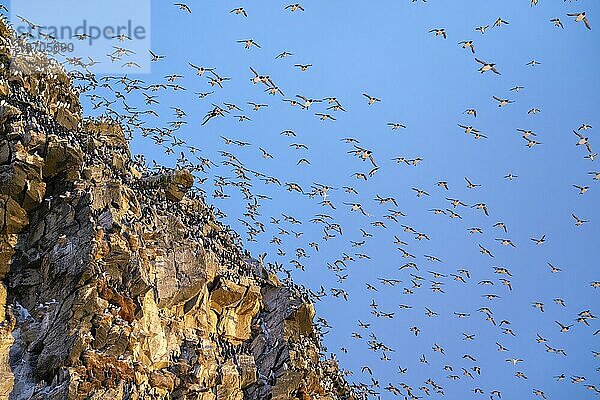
8, 0, 600, 398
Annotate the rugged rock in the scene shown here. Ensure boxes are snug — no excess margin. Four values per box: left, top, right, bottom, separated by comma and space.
0, 18, 356, 400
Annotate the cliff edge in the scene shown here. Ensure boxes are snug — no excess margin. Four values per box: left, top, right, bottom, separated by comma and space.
0, 18, 355, 400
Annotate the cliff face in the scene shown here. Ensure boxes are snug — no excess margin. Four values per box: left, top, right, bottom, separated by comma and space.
0, 19, 354, 400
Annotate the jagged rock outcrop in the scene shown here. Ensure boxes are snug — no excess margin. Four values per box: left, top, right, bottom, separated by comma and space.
0, 19, 355, 400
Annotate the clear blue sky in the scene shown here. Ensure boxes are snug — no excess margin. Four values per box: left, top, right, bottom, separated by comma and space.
8, 0, 599, 398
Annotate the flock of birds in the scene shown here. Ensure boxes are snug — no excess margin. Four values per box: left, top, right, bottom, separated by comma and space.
5, 1, 598, 399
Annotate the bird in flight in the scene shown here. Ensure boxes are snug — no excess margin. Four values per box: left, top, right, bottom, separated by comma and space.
285, 4, 305, 12
363, 94, 381, 105
476, 58, 500, 74
238, 39, 261, 49
295, 64, 312, 72
149, 50, 165, 62
230, 7, 248, 17
459, 40, 475, 53
567, 12, 591, 30
475, 25, 490, 34
429, 28, 447, 39
174, 3, 192, 13
493, 17, 510, 28
276, 51, 294, 59
188, 63, 213, 76
493, 96, 514, 107
550, 18, 564, 29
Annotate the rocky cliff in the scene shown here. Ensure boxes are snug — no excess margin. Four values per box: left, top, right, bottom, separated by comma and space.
0, 19, 355, 400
